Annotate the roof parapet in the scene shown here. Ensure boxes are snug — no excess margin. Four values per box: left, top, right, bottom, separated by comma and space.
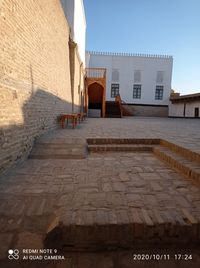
87, 51, 173, 59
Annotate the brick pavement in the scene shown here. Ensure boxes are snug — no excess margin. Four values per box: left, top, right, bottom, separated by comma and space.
44, 117, 200, 155
0, 117, 200, 267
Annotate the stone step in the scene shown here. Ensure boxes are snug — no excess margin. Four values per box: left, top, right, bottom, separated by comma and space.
160, 139, 200, 165
153, 146, 200, 185
88, 144, 153, 152
87, 138, 160, 145
29, 150, 86, 159
33, 143, 85, 150
29, 138, 87, 159
44, 208, 200, 250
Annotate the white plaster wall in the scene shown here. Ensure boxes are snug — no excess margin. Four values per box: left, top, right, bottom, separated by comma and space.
169, 101, 200, 117
61, 0, 86, 65
85, 51, 90, 68
74, 0, 86, 65
168, 102, 184, 117
87, 53, 173, 105
60, 0, 74, 35
185, 101, 200, 117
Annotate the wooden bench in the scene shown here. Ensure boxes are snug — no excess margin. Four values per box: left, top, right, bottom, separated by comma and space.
60, 114, 78, 129
60, 113, 87, 129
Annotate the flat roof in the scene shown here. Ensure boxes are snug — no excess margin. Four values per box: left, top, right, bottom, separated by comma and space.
170, 92, 200, 103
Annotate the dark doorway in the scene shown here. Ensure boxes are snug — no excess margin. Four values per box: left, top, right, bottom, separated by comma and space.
88, 83, 103, 116
194, 107, 199, 117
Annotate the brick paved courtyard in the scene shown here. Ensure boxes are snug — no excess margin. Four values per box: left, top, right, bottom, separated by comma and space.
0, 117, 200, 267
50, 117, 200, 155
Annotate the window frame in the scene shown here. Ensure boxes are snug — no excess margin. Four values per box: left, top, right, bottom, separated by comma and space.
111, 83, 120, 98
155, 85, 164, 100
133, 84, 142, 99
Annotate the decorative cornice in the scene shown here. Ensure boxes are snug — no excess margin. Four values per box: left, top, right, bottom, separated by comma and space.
87, 51, 173, 59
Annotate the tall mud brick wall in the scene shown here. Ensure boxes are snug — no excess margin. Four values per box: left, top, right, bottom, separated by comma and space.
0, 0, 73, 173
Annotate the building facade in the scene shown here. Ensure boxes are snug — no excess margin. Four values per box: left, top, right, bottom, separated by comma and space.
86, 51, 173, 116
169, 93, 200, 118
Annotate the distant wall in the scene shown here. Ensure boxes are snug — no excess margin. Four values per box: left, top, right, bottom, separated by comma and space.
169, 101, 200, 117
168, 102, 184, 117
122, 104, 168, 117
0, 0, 74, 173
87, 52, 173, 105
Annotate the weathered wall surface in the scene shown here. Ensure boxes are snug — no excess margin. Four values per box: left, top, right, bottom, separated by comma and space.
169, 101, 200, 117
73, 49, 85, 112
0, 0, 73, 173
122, 105, 168, 117
69, 40, 85, 113
168, 102, 184, 117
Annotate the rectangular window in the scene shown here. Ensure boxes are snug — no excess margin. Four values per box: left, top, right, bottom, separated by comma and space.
134, 70, 141, 83
156, 71, 164, 83
112, 69, 119, 82
133, 84, 141, 99
111, 83, 119, 98
155, 85, 164, 100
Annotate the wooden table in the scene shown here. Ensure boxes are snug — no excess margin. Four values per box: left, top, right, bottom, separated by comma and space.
60, 114, 78, 129
77, 112, 87, 123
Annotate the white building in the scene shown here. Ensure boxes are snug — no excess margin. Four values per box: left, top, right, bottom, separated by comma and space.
61, 0, 86, 65
86, 51, 173, 116
169, 93, 200, 118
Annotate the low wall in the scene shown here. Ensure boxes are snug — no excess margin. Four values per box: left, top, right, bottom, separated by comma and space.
122, 104, 168, 117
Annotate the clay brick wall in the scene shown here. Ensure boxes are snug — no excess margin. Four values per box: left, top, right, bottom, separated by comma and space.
69, 40, 85, 113
73, 48, 85, 113
0, 0, 75, 173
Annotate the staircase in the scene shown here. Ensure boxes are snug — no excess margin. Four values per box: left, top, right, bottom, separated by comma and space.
88, 138, 159, 153
105, 101, 121, 118
115, 95, 134, 116
29, 136, 87, 159
121, 104, 134, 116
154, 140, 200, 185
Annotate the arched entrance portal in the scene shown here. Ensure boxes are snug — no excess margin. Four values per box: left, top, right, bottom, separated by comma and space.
88, 82, 104, 117
85, 68, 106, 117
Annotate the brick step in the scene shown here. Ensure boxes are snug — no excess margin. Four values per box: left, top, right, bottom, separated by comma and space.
32, 143, 85, 150
29, 150, 86, 159
160, 139, 200, 165
45, 208, 200, 250
154, 146, 200, 185
87, 138, 160, 145
29, 138, 87, 159
88, 144, 153, 152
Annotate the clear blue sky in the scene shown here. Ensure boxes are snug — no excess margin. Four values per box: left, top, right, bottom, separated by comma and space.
84, 0, 200, 95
